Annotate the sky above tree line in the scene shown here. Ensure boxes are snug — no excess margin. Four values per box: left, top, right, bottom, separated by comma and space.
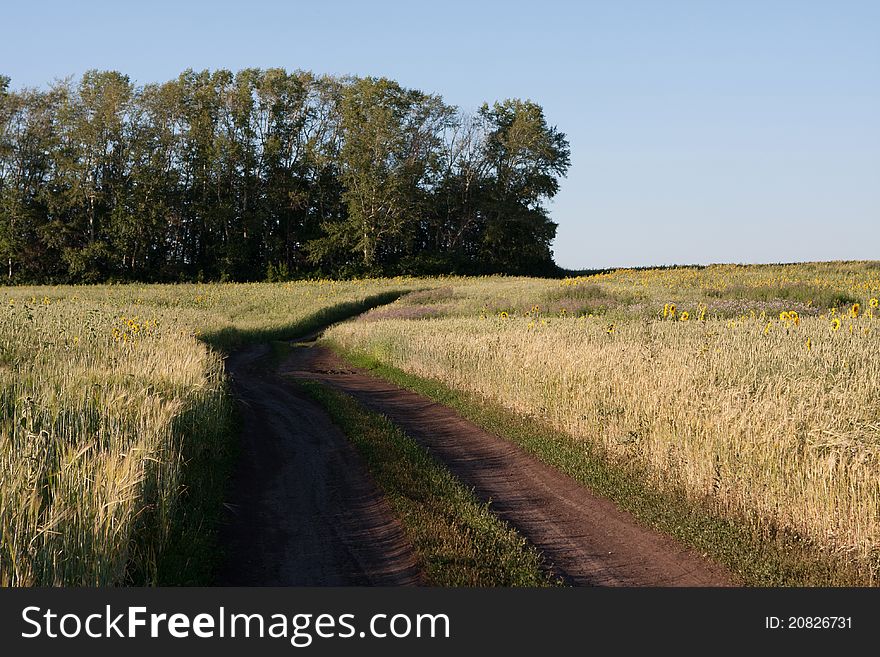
2, 0, 878, 270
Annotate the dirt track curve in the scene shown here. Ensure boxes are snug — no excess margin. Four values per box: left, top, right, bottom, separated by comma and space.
217, 343, 422, 585
278, 344, 734, 587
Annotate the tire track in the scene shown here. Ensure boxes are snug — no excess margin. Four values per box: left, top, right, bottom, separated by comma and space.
281, 344, 734, 587
216, 344, 422, 586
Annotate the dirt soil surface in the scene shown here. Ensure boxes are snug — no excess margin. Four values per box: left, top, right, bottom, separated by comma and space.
216, 343, 422, 585
280, 344, 735, 587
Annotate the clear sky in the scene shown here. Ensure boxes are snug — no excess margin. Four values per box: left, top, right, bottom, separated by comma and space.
2, 0, 878, 269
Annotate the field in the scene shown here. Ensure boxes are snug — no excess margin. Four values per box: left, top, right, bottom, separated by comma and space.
0, 279, 421, 585
326, 262, 880, 581
3, 262, 879, 586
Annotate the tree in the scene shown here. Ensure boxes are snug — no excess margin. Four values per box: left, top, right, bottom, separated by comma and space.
0, 75, 19, 279
321, 77, 453, 272
0, 82, 62, 281
51, 71, 134, 281
478, 99, 570, 273
420, 111, 492, 272
115, 79, 181, 279
0, 70, 570, 282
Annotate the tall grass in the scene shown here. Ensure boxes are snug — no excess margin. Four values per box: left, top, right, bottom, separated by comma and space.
0, 279, 423, 585
0, 300, 226, 585
326, 263, 880, 581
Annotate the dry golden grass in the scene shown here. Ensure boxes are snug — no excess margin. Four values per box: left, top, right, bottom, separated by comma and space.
327, 263, 880, 579
0, 278, 422, 585
6, 264, 878, 584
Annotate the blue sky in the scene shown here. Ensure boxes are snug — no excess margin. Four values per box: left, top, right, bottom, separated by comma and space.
2, 0, 878, 269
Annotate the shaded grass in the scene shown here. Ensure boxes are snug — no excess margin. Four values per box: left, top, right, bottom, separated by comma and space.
153, 387, 238, 585
298, 380, 559, 587
327, 342, 869, 587
200, 291, 407, 352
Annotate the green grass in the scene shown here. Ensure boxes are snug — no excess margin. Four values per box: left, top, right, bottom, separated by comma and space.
326, 341, 869, 587
298, 379, 559, 587
152, 387, 238, 585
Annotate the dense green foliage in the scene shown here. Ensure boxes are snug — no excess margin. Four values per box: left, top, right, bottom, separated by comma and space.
0, 69, 569, 283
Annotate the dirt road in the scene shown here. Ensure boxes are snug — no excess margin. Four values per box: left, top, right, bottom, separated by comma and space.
280, 344, 734, 587
216, 344, 422, 585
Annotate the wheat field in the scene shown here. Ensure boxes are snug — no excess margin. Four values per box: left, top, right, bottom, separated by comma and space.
327, 262, 880, 579
0, 279, 421, 585
5, 264, 879, 585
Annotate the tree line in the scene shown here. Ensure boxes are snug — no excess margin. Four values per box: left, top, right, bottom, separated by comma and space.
0, 68, 570, 283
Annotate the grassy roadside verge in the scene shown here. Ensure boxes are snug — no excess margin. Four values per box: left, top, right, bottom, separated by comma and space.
298, 380, 559, 587
325, 341, 868, 587
153, 386, 238, 585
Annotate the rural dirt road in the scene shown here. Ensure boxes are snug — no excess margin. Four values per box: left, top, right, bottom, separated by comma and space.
216, 343, 422, 585
278, 343, 734, 587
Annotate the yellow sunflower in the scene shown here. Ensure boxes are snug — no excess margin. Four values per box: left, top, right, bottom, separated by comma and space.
831, 317, 841, 332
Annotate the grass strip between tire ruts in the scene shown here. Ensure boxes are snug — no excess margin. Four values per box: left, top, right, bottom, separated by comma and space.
297, 379, 560, 587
